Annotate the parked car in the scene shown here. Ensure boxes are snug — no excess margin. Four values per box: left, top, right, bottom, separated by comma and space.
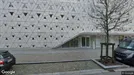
0, 50, 16, 72
114, 39, 134, 65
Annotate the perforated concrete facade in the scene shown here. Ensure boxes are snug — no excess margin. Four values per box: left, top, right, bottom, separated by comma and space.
0, 0, 133, 49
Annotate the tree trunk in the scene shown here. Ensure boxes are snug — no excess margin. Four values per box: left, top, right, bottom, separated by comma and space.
106, 30, 109, 60
105, 0, 109, 61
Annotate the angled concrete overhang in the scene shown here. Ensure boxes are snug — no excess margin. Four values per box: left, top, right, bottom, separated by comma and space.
53, 31, 134, 49
82, 31, 134, 36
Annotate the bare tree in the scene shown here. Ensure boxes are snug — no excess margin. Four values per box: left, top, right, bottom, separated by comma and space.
89, 0, 134, 62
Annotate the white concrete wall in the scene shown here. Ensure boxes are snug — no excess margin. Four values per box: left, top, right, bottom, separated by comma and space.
0, 0, 133, 49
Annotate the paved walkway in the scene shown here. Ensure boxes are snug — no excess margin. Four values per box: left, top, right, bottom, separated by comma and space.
5, 48, 113, 64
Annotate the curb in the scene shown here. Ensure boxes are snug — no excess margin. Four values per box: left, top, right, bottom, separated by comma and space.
16, 59, 92, 65
114, 67, 134, 72
92, 59, 129, 69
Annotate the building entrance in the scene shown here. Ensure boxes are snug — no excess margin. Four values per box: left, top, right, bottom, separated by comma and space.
81, 37, 91, 48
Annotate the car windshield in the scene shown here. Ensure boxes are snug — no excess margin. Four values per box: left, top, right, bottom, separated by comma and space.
119, 40, 134, 50
0, 55, 3, 59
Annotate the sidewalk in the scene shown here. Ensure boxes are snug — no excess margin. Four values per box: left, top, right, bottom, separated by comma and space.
7, 48, 109, 64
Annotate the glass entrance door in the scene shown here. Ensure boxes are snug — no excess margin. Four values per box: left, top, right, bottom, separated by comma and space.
82, 37, 90, 47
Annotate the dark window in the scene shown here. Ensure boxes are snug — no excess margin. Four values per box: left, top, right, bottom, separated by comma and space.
44, 17, 46, 19
72, 28, 74, 30
44, 38, 46, 40
56, 38, 58, 40
38, 27, 40, 30
32, 25, 34, 27
81, 37, 90, 47
31, 16, 34, 18
32, 38, 34, 40
23, 13, 28, 16
72, 15, 75, 18
4, 24, 7, 26
9, 3, 13, 7
50, 28, 52, 30
61, 15, 64, 18
12, 35, 15, 37
17, 15, 20, 18
32, 45, 35, 47
19, 38, 21, 40
49, 14, 53, 18
44, 25, 47, 27
25, 27, 27, 29
50, 35, 52, 37
19, 45, 22, 47
82, 37, 85, 46
38, 35, 41, 37
86, 38, 89, 46
6, 45, 9, 48
61, 35, 63, 37
67, 18, 69, 20
10, 12, 14, 16
18, 24, 21, 27
56, 17, 58, 20
5, 38, 8, 40
3, 15, 6, 17
62, 37, 79, 48
25, 35, 28, 37
37, 13, 41, 17
11, 27, 14, 29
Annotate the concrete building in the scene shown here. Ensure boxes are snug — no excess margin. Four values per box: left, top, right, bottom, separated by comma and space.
0, 0, 134, 49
